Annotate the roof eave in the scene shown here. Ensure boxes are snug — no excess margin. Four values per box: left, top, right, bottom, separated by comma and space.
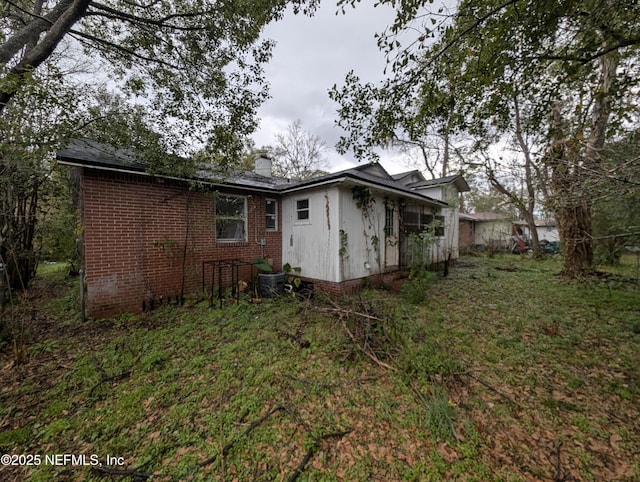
280, 174, 448, 207
57, 158, 282, 195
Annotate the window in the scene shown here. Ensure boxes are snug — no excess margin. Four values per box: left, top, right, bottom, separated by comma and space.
266, 199, 277, 231
434, 215, 446, 237
384, 205, 394, 236
216, 195, 246, 241
421, 213, 434, 227
403, 205, 421, 235
403, 205, 445, 237
296, 199, 309, 221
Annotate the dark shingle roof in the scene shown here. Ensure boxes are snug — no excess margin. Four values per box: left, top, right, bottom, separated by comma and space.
57, 140, 448, 206
57, 138, 285, 192
459, 212, 510, 222
57, 138, 143, 170
407, 174, 471, 192
391, 170, 426, 184
280, 163, 448, 207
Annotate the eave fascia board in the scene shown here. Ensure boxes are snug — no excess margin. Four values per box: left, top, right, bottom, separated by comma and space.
56, 158, 282, 195
279, 175, 448, 208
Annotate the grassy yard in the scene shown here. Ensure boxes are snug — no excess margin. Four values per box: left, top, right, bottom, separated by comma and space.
0, 255, 638, 481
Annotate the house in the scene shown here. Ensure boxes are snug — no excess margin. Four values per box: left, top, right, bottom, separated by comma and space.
459, 214, 560, 253
458, 212, 513, 252
517, 219, 560, 243
58, 140, 468, 318
391, 171, 470, 266
279, 164, 467, 294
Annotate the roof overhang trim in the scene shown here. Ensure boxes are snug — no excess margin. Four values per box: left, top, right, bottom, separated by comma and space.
56, 158, 282, 195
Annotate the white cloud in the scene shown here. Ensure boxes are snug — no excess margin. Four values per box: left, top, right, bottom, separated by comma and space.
254, 2, 406, 172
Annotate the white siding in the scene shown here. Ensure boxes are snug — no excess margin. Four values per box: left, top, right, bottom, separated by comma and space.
413, 185, 461, 262
475, 220, 512, 248
338, 187, 391, 280
431, 206, 459, 262
282, 188, 340, 282
418, 186, 444, 201
282, 182, 465, 284
537, 225, 560, 242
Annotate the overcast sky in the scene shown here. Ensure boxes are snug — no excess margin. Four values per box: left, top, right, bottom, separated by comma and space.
252, 2, 409, 174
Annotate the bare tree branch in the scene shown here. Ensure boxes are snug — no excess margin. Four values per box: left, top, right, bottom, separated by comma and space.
87, 1, 213, 31
68, 29, 180, 69
0, 0, 76, 65
1, 0, 92, 113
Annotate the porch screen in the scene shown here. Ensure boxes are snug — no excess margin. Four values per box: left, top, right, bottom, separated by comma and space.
403, 205, 445, 236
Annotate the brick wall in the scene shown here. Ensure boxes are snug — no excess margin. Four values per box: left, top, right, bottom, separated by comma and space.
81, 169, 282, 318
305, 275, 385, 297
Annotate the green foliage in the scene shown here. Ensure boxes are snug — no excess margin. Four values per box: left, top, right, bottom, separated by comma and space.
407, 223, 441, 270
352, 185, 375, 210
0, 427, 32, 446
1, 1, 322, 173
401, 268, 435, 305
3, 255, 640, 480
339, 229, 349, 259
251, 257, 273, 273
283, 262, 302, 288
0, 66, 79, 289
37, 167, 81, 264
424, 385, 458, 441
332, 0, 640, 277
592, 132, 640, 265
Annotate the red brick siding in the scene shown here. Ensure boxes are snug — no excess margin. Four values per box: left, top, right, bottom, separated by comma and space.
306, 264, 453, 298
304, 275, 382, 297
81, 169, 282, 318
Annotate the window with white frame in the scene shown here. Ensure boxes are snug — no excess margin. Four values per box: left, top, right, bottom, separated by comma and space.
216, 195, 246, 241
296, 199, 309, 221
266, 199, 277, 231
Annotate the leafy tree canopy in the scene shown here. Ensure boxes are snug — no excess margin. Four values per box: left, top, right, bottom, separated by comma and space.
331, 0, 640, 160
592, 131, 640, 264
0, 62, 80, 288
1, 0, 319, 164
332, 0, 640, 277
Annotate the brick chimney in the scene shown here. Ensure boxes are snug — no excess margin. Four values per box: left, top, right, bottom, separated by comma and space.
254, 153, 272, 178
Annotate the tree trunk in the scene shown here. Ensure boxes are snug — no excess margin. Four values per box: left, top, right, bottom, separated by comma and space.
0, 0, 92, 114
512, 93, 542, 257
546, 106, 592, 278
546, 51, 617, 278
557, 202, 593, 277
522, 209, 541, 256
1, 198, 39, 290
557, 53, 618, 278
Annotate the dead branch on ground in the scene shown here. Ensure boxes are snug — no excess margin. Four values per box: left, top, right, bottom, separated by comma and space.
339, 316, 395, 370
321, 297, 398, 371
276, 328, 311, 348
286, 429, 353, 482
87, 355, 131, 399
283, 373, 380, 390
462, 372, 521, 408
552, 441, 572, 482
198, 405, 286, 468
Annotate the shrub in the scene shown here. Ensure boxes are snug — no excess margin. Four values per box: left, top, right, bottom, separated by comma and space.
401, 269, 435, 305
